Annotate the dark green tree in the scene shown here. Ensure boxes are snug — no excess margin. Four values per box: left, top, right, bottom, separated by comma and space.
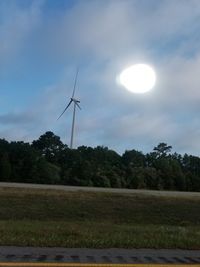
153, 143, 172, 158
32, 131, 66, 164
0, 153, 11, 181
122, 149, 145, 167
34, 158, 61, 184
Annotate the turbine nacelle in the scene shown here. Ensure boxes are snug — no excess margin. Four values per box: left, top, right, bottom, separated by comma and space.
72, 97, 81, 110
71, 97, 80, 103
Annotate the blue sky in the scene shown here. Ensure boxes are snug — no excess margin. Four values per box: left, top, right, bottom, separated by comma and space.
0, 0, 200, 155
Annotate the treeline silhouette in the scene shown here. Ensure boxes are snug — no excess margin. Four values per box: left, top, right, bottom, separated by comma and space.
0, 131, 200, 191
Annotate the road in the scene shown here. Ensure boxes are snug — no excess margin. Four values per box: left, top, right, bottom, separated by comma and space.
0, 247, 200, 264
0, 182, 200, 198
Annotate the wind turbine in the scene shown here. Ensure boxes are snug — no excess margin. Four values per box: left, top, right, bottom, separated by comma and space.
58, 69, 81, 149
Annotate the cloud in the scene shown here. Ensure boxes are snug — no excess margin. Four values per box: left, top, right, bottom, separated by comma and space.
175, 127, 200, 156
31, 0, 200, 64
0, 112, 37, 125
0, 0, 43, 69
77, 112, 178, 153
0, 0, 200, 156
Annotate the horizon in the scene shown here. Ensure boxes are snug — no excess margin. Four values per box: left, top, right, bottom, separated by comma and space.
1, 130, 199, 158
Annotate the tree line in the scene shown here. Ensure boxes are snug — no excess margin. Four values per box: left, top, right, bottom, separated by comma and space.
0, 131, 200, 192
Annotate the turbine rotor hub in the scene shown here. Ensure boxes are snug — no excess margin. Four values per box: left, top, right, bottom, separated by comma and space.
71, 97, 80, 103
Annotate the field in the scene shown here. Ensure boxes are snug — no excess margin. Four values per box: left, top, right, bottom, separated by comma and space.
0, 186, 200, 249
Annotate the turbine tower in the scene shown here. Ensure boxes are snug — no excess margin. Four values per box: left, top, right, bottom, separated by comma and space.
57, 69, 81, 149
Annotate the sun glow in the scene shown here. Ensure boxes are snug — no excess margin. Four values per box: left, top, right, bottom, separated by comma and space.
119, 64, 156, 93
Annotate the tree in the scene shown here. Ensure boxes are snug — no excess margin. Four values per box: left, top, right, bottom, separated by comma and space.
122, 149, 145, 167
32, 131, 66, 164
125, 167, 146, 189
0, 153, 11, 181
34, 158, 61, 184
153, 143, 172, 158
0, 133, 199, 192
182, 154, 200, 177
170, 159, 186, 191
9, 141, 39, 182
0, 139, 11, 181
143, 167, 162, 190
92, 169, 111, 187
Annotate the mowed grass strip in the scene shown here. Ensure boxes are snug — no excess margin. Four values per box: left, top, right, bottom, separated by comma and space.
0, 187, 200, 248
0, 221, 200, 249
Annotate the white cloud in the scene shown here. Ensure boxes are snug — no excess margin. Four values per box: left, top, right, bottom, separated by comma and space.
0, 0, 200, 155
0, 0, 43, 67
35, 0, 200, 63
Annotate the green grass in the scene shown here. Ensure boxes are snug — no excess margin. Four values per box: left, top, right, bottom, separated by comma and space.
0, 187, 200, 248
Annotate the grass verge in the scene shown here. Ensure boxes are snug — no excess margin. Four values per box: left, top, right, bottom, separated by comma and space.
0, 187, 200, 248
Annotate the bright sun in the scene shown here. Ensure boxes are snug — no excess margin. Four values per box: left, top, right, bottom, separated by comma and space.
119, 64, 156, 93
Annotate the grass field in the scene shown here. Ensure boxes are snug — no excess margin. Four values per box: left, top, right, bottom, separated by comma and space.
0, 187, 200, 249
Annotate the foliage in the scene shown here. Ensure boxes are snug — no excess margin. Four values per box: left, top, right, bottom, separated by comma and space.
0, 133, 200, 192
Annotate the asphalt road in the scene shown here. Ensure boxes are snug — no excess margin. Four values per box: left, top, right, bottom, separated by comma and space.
0, 247, 200, 264
0, 182, 200, 198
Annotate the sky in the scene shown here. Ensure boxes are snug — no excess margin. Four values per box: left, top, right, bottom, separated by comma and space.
0, 0, 200, 156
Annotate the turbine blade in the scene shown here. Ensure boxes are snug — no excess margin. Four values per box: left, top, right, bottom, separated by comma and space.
72, 67, 79, 98
76, 102, 81, 110
57, 99, 72, 120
